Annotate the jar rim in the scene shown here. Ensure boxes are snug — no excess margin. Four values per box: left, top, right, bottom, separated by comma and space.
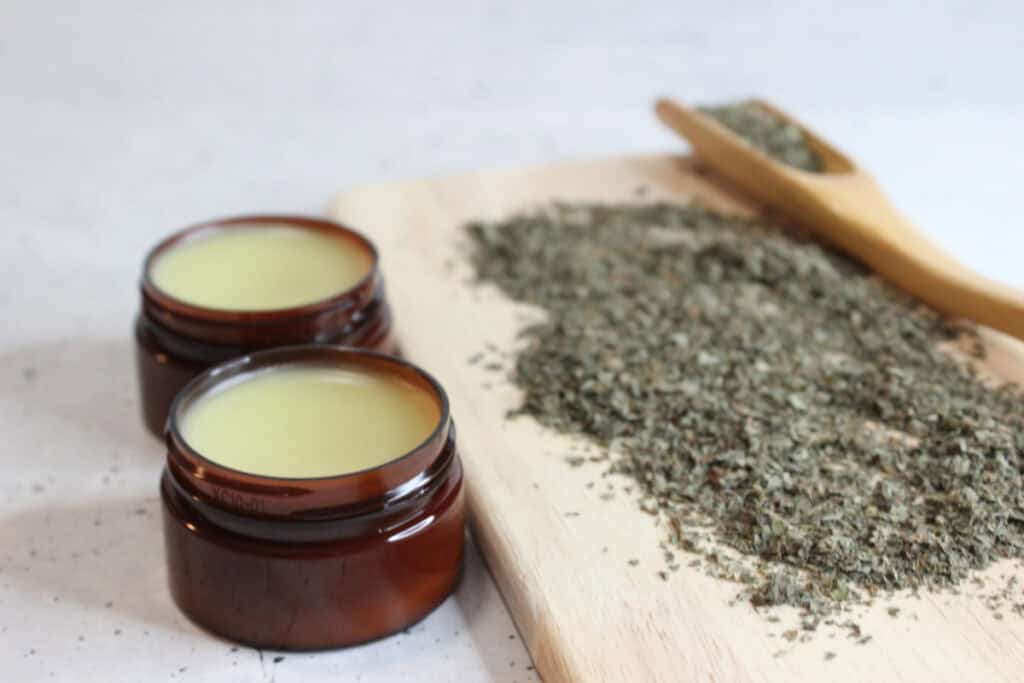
164, 345, 454, 518
168, 344, 451, 482
141, 214, 380, 321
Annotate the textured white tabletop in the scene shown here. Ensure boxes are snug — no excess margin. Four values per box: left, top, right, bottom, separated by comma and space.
1, 1, 1022, 681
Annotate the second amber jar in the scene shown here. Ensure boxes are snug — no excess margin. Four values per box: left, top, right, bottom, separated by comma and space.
161, 345, 465, 649
135, 215, 395, 436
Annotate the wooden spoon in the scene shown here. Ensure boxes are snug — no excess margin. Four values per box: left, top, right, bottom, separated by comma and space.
655, 97, 1024, 343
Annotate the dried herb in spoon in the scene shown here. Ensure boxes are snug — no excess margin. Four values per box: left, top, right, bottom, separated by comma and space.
700, 99, 825, 172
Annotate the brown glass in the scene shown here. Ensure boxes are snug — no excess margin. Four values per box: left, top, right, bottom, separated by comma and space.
161, 345, 464, 650
136, 215, 395, 437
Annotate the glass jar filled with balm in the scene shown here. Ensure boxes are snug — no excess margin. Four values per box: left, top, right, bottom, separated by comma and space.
136, 215, 395, 436
161, 345, 464, 649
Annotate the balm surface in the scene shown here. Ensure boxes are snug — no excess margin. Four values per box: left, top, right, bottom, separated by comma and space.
182, 364, 441, 478
150, 225, 372, 311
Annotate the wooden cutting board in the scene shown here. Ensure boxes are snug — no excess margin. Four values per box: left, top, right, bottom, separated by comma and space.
330, 155, 1024, 683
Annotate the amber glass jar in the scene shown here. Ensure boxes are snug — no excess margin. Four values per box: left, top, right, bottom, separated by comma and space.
135, 215, 395, 436
161, 345, 464, 650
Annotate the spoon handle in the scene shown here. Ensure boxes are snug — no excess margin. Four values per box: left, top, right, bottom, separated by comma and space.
823, 199, 1024, 341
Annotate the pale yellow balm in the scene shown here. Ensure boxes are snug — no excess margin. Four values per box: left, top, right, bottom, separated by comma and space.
182, 364, 441, 478
150, 225, 372, 311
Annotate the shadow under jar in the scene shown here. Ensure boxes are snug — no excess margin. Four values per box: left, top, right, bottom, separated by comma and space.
136, 215, 395, 437
161, 345, 464, 650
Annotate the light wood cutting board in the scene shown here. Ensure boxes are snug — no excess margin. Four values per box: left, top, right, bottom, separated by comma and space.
331, 155, 1024, 683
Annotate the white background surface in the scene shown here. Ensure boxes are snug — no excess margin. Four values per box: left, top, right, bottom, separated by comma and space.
1, 1, 1022, 681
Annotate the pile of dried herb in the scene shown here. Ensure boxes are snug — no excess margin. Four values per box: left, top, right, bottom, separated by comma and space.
466, 202, 1024, 618
700, 100, 825, 172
